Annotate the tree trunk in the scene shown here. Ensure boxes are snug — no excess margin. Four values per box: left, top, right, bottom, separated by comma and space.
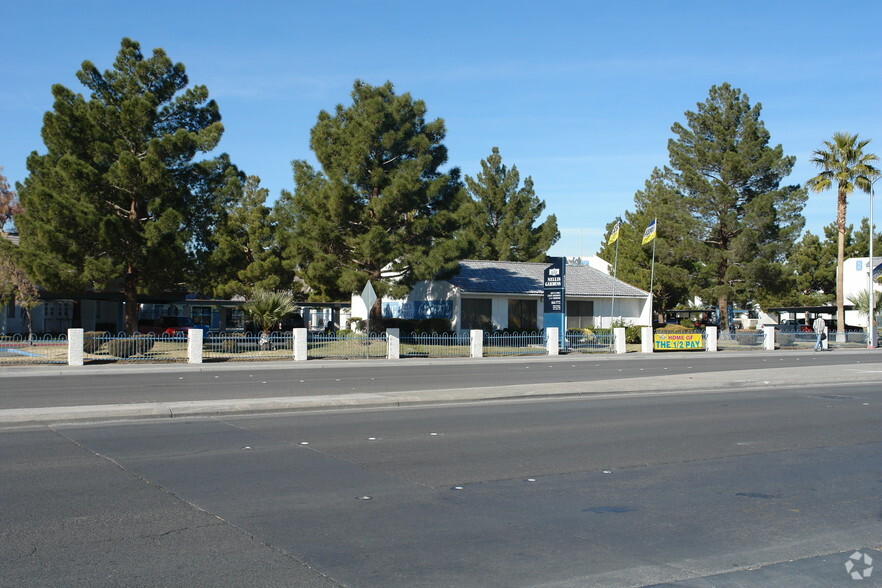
836, 188, 847, 341
124, 266, 139, 335
717, 294, 730, 335
368, 298, 383, 334
23, 307, 33, 344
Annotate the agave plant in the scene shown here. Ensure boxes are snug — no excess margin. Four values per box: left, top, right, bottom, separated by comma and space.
242, 289, 298, 338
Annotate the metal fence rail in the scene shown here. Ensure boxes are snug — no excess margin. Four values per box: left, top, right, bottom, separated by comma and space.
716, 330, 766, 350
563, 330, 615, 353
400, 332, 471, 358
308, 332, 387, 359
484, 331, 547, 356
204, 331, 294, 361
0, 334, 68, 364
84, 332, 187, 362
826, 331, 870, 349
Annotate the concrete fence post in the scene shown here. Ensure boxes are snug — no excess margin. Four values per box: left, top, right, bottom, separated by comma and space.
641, 326, 654, 353
614, 327, 627, 354
386, 328, 400, 360
470, 329, 483, 358
763, 325, 776, 351
706, 326, 718, 352
187, 329, 203, 364
546, 327, 559, 356
294, 328, 308, 361
67, 328, 84, 366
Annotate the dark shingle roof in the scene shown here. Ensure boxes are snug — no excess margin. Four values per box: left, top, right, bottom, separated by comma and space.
448, 260, 648, 298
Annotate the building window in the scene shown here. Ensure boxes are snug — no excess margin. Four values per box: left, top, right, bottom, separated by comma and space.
567, 300, 595, 330
508, 299, 537, 332
192, 306, 212, 327
461, 298, 492, 330
225, 307, 244, 330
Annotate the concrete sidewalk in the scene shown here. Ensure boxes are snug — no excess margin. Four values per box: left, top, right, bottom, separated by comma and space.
1, 350, 880, 427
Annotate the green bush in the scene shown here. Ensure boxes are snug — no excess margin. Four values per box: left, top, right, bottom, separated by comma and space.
383, 318, 453, 334
656, 324, 693, 333
105, 334, 155, 358
83, 331, 106, 354
679, 318, 695, 329
626, 325, 644, 344
777, 333, 795, 347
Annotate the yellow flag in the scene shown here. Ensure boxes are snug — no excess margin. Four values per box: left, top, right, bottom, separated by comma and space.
607, 221, 620, 245
642, 218, 657, 245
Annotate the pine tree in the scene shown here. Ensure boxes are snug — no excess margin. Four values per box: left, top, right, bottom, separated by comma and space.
667, 83, 806, 330
278, 80, 467, 308
462, 147, 558, 261
199, 174, 288, 297
15, 38, 230, 332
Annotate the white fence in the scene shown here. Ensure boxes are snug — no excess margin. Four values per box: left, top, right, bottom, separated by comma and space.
0, 326, 875, 366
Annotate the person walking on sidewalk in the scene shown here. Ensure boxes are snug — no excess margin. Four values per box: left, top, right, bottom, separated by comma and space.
813, 316, 826, 351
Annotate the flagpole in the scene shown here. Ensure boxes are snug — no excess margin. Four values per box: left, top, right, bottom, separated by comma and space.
611, 232, 619, 327
642, 218, 657, 325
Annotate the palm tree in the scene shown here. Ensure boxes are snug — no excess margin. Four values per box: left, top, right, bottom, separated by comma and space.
806, 132, 879, 335
242, 289, 297, 347
848, 288, 882, 321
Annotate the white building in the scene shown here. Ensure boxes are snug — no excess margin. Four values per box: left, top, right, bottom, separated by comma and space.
351, 259, 652, 332
843, 256, 882, 328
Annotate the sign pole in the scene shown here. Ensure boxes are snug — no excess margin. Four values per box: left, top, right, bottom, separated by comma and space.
360, 281, 378, 357
611, 236, 619, 327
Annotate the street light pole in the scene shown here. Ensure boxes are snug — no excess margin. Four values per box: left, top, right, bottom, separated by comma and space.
870, 184, 876, 348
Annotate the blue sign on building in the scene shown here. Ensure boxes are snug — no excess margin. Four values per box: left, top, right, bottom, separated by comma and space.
382, 300, 453, 320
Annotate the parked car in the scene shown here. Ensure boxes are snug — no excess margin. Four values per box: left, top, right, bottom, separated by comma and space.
138, 316, 210, 337
776, 319, 811, 333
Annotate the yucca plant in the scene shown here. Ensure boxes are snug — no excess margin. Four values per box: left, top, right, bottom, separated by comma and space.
242, 289, 298, 341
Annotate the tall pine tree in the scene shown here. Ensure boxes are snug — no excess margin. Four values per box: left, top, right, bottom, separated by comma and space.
667, 83, 806, 330
16, 38, 231, 332
278, 81, 466, 306
199, 174, 289, 298
462, 147, 559, 261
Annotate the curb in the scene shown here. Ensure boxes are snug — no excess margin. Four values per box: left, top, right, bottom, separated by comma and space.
3, 363, 880, 427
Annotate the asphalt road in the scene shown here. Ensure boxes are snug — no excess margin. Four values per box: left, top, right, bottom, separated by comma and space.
1, 350, 880, 410
2, 382, 880, 587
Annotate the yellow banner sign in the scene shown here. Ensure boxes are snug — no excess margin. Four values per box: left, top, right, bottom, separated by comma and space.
654, 333, 703, 351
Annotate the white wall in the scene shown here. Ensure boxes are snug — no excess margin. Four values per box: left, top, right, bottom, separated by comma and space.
843, 257, 881, 328
354, 280, 651, 333
591, 297, 650, 328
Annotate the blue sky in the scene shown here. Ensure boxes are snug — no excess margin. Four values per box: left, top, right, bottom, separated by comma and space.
3, 1, 881, 259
